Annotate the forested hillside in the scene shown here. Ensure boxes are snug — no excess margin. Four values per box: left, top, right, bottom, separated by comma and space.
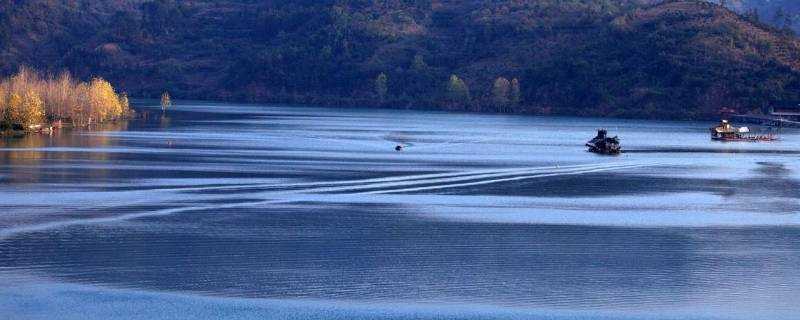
2, 0, 800, 119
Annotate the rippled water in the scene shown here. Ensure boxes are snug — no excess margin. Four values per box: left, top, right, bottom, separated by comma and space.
1, 102, 799, 319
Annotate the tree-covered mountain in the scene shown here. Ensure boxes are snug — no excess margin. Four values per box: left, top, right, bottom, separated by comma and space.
2, 0, 800, 119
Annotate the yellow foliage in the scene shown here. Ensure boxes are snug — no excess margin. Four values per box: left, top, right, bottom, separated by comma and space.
0, 87, 5, 118
21, 90, 45, 128
0, 67, 131, 129
71, 83, 90, 126
6, 93, 23, 126
161, 92, 171, 111
88, 78, 123, 122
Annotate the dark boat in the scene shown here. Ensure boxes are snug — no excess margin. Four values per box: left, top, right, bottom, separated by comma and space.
710, 120, 777, 142
586, 129, 621, 155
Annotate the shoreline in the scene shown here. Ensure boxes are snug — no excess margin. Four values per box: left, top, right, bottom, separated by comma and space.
131, 99, 726, 128
0, 117, 136, 137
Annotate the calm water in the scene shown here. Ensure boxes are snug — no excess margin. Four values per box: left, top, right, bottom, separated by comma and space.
1, 102, 799, 319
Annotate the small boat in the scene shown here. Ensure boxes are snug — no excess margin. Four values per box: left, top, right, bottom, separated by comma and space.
710, 120, 778, 142
586, 129, 621, 155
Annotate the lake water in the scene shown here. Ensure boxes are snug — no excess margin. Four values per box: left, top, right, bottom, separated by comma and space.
1, 102, 799, 320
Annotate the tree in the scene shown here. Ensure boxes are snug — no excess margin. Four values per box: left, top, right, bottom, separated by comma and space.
20, 90, 45, 128
0, 87, 6, 123
492, 77, 511, 110
783, 12, 796, 31
161, 91, 172, 112
5, 93, 22, 128
71, 83, 89, 126
446, 75, 470, 107
50, 72, 75, 119
745, 8, 760, 23
375, 73, 388, 103
510, 78, 521, 107
119, 93, 130, 116
88, 78, 123, 122
0, 68, 128, 128
774, 8, 787, 27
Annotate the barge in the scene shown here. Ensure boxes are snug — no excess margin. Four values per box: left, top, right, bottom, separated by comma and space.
710, 120, 777, 142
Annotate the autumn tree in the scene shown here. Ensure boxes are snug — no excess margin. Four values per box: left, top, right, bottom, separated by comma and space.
5, 93, 22, 128
48, 72, 76, 119
0, 68, 130, 128
87, 78, 124, 123
445, 75, 470, 108
0, 87, 6, 124
492, 77, 511, 110
375, 73, 388, 103
20, 90, 45, 128
161, 91, 172, 112
119, 93, 130, 116
71, 83, 89, 126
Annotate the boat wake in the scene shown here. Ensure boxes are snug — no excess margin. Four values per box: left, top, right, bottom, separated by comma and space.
0, 162, 656, 240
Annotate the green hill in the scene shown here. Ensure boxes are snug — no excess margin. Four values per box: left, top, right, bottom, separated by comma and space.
2, 0, 800, 119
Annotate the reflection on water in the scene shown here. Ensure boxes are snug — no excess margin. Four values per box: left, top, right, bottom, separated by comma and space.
0, 121, 128, 184
0, 102, 799, 319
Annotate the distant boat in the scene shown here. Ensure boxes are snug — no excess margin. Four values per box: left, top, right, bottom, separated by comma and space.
586, 129, 621, 155
710, 120, 777, 142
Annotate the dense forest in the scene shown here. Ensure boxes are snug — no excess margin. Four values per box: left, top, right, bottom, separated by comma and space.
2, 0, 800, 119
